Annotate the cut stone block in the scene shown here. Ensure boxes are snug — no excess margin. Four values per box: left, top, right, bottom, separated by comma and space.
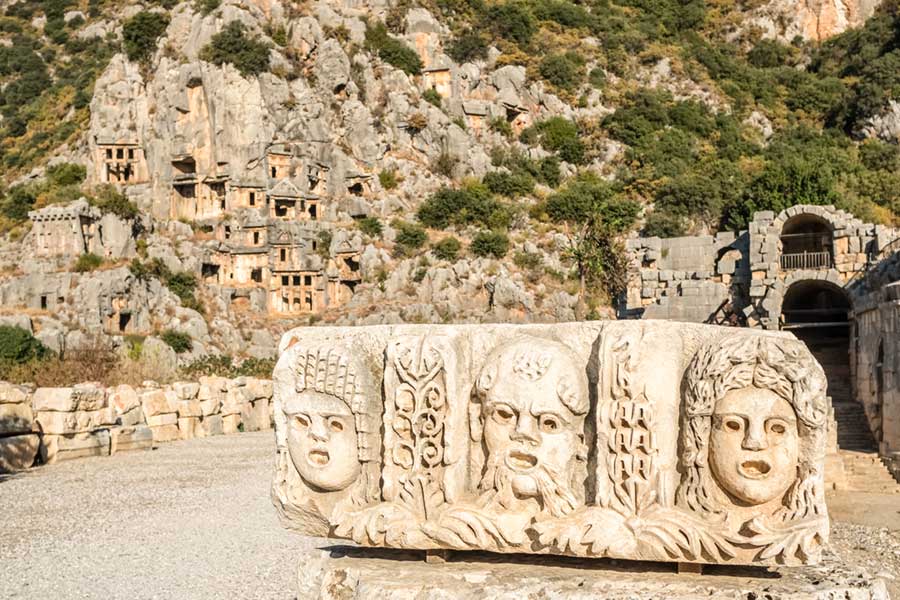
295, 548, 890, 600
173, 382, 200, 400
119, 406, 144, 427
32, 386, 106, 412
199, 398, 220, 416
241, 398, 270, 432
198, 414, 224, 437
0, 382, 29, 404
35, 407, 116, 435
110, 425, 153, 455
177, 399, 202, 418
41, 430, 111, 464
222, 413, 241, 435
0, 433, 39, 472
108, 384, 140, 414
177, 416, 200, 440
149, 423, 180, 443
147, 413, 177, 427
272, 322, 831, 567
0, 402, 34, 434
141, 390, 178, 418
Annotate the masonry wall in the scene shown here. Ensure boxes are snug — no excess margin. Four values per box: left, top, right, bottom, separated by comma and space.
0, 377, 274, 472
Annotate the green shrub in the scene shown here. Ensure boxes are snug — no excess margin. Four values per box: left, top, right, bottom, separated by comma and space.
195, 0, 221, 15
89, 185, 139, 219
482, 171, 534, 198
46, 162, 86, 186
73, 252, 103, 272
364, 21, 422, 75
588, 67, 606, 89
485, 2, 535, 45
513, 250, 542, 270
393, 220, 427, 253
539, 52, 585, 91
523, 117, 586, 164
123, 11, 170, 63
643, 210, 686, 237
747, 39, 791, 68
447, 32, 488, 64
358, 216, 383, 237
200, 21, 270, 77
0, 325, 47, 365
160, 329, 192, 353
471, 230, 509, 258
423, 88, 442, 107
432, 236, 461, 261
0, 185, 37, 222
379, 169, 400, 190
181, 354, 275, 378
545, 174, 639, 232
417, 184, 511, 230
489, 117, 513, 139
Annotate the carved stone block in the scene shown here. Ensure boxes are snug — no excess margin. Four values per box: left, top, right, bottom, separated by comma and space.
272, 322, 830, 566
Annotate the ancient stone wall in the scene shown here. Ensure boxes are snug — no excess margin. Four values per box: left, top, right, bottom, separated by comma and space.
625, 205, 900, 328
272, 321, 830, 567
0, 377, 274, 473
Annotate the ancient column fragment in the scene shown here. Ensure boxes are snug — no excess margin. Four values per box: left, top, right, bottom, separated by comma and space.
271, 322, 829, 566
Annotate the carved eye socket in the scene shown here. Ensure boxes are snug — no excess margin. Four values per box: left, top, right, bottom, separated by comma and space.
724, 418, 742, 433
769, 421, 787, 435
492, 405, 515, 425
539, 415, 560, 433
294, 414, 309, 429
328, 418, 344, 433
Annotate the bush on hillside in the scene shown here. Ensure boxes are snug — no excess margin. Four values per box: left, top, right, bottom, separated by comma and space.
73, 252, 103, 272
482, 171, 534, 198
485, 2, 535, 45
160, 329, 192, 353
200, 21, 270, 77
417, 184, 511, 230
393, 220, 427, 255
432, 236, 461, 260
123, 11, 170, 63
46, 162, 86, 186
471, 230, 509, 258
539, 52, 585, 91
447, 32, 488, 64
0, 325, 47, 366
89, 184, 139, 220
365, 21, 422, 75
545, 175, 639, 232
357, 216, 383, 238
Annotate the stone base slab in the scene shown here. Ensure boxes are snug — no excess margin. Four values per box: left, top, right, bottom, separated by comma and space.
110, 426, 153, 455
297, 547, 890, 600
41, 430, 110, 464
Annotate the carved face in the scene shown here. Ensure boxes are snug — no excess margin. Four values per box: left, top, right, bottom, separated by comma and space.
709, 387, 799, 506
284, 391, 360, 492
482, 373, 582, 500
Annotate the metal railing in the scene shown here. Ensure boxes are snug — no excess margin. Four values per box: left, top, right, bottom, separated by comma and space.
781, 251, 832, 270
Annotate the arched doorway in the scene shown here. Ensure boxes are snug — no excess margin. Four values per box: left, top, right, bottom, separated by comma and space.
779, 214, 834, 270
781, 280, 851, 403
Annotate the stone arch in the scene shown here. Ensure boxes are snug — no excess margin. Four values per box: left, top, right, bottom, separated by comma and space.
770, 205, 844, 236
773, 207, 840, 270
781, 278, 852, 404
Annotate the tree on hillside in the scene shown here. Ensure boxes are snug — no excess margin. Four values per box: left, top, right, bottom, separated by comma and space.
543, 175, 639, 314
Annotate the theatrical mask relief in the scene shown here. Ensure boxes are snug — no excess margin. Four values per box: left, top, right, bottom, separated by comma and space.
271, 322, 829, 566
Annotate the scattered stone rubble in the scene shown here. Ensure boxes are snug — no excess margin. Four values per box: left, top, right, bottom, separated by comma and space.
0, 377, 274, 472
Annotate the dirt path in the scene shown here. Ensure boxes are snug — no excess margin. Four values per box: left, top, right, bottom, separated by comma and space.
2, 434, 899, 599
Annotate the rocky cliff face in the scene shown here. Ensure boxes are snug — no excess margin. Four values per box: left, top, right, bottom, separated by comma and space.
746, 0, 884, 42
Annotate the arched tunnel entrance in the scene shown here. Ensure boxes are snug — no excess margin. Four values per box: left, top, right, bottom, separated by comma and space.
781, 280, 851, 403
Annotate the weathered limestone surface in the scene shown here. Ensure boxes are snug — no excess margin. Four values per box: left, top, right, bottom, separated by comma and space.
0, 376, 275, 471
0, 434, 40, 473
296, 547, 890, 600
273, 322, 830, 567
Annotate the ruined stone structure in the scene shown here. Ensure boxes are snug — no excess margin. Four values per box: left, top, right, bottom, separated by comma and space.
273, 322, 830, 568
0, 377, 273, 473
28, 199, 102, 259
624, 205, 900, 481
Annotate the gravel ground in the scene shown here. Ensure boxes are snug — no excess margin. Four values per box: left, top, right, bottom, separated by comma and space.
0, 432, 309, 600
3, 433, 900, 599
